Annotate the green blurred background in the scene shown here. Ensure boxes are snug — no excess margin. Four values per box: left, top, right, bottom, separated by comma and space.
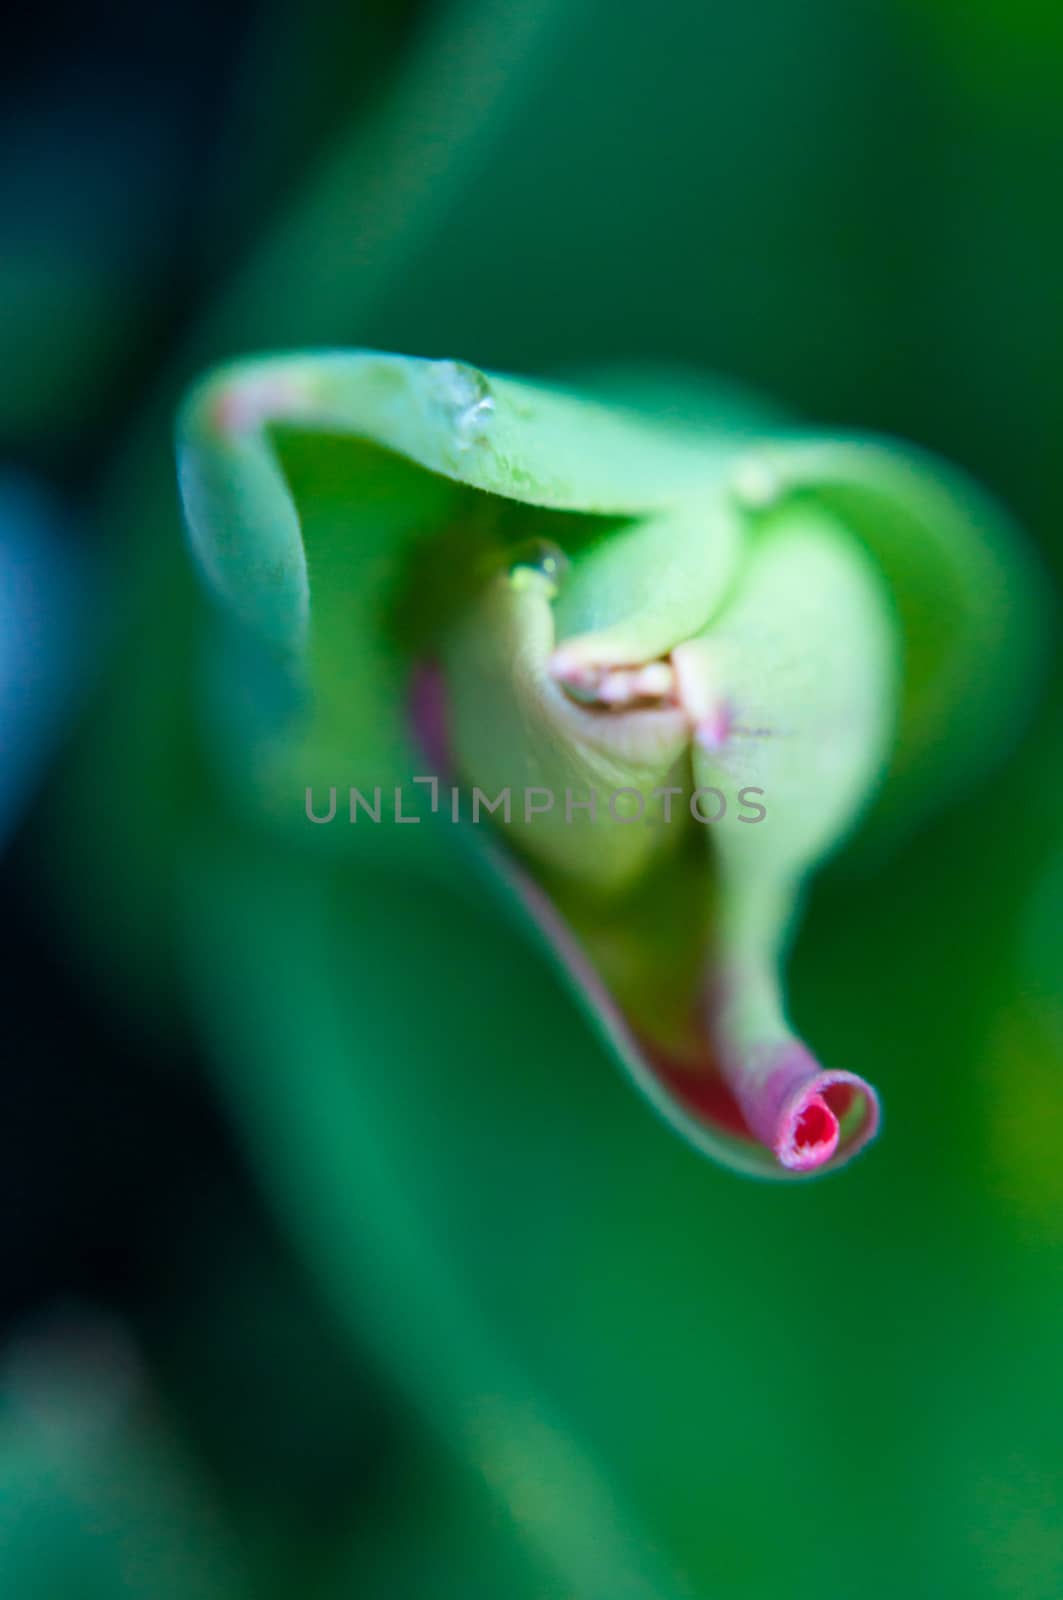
1, 1, 1061, 1595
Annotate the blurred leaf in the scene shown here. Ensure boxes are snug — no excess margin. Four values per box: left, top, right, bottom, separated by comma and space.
0, 1309, 246, 1600
0, 478, 87, 843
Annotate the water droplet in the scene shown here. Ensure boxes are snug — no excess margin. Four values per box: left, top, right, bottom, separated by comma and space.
427, 360, 495, 450
508, 539, 570, 598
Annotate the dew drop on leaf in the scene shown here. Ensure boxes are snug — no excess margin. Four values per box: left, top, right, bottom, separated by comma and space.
427, 359, 495, 450
508, 539, 570, 598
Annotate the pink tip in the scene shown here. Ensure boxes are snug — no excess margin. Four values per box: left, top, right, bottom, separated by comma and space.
726, 1043, 880, 1174
780, 1091, 840, 1171
212, 373, 314, 437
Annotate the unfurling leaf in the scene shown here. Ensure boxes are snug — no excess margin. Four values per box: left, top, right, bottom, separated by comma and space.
176, 350, 1043, 1177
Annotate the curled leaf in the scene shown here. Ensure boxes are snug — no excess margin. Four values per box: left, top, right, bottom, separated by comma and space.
177, 350, 1043, 1177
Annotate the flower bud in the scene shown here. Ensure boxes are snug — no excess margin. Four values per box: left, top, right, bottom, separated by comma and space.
177, 351, 1044, 1177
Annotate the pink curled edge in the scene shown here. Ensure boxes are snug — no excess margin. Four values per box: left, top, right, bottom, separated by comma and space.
410, 663, 881, 1180
725, 1044, 881, 1175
